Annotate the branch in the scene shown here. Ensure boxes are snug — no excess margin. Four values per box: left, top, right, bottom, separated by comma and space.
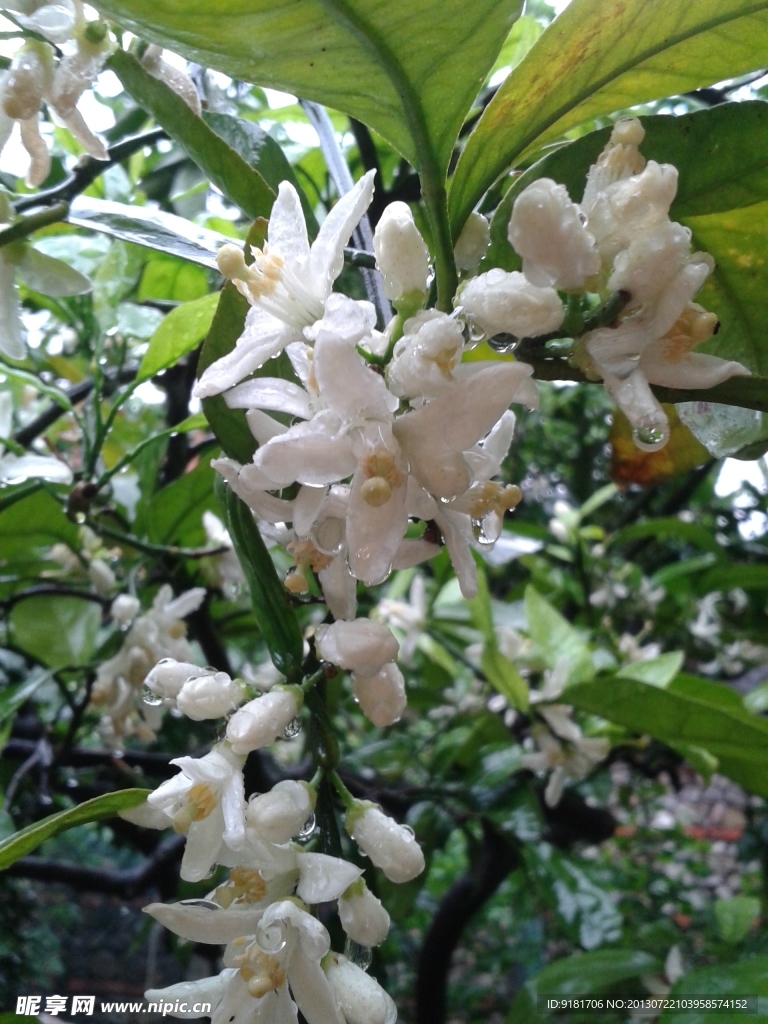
5, 833, 184, 898
13, 128, 167, 215
415, 821, 521, 1024
2, 738, 179, 779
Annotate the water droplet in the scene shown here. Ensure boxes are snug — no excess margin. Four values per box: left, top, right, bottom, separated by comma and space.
66, 777, 78, 788
344, 938, 372, 970
631, 424, 668, 452
298, 812, 316, 839
112, 749, 125, 759
170, 706, 183, 719
39, 793, 53, 806
283, 715, 302, 740
471, 519, 495, 549
142, 685, 163, 707
401, 824, 415, 837
257, 923, 287, 955
179, 898, 221, 910
223, 581, 242, 600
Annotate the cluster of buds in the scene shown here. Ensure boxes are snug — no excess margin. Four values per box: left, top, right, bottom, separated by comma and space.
48, 524, 118, 595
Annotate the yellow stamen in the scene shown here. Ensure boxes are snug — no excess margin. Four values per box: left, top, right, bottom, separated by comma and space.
171, 782, 217, 834
360, 476, 392, 507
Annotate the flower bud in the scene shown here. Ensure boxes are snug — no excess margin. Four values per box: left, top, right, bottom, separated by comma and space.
352, 663, 406, 727
315, 619, 399, 678
387, 311, 464, 400
110, 594, 140, 625
88, 558, 115, 595
373, 201, 430, 303
3, 44, 51, 121
508, 178, 599, 290
326, 954, 397, 1024
176, 672, 245, 721
338, 880, 390, 946
144, 659, 210, 700
454, 211, 490, 273
347, 804, 425, 883
246, 780, 314, 844
459, 269, 564, 339
226, 687, 302, 755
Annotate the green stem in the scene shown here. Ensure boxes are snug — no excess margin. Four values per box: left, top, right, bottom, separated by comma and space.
0, 203, 69, 248
327, 769, 356, 812
89, 519, 228, 560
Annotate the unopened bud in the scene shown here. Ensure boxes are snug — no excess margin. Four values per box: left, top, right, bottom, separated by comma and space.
315, 619, 399, 678
459, 268, 564, 339
339, 880, 391, 946
347, 804, 425, 883
110, 594, 140, 625
373, 201, 430, 304
454, 212, 490, 273
217, 243, 248, 281
246, 780, 314, 844
176, 672, 245, 721
226, 687, 302, 755
326, 954, 397, 1024
144, 659, 211, 700
352, 663, 406, 727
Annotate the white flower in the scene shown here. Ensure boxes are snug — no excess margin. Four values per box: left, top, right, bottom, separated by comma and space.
454, 211, 490, 273
521, 713, 609, 807
458, 268, 564, 339
315, 619, 399, 677
0, 390, 73, 484
338, 879, 391, 947
346, 803, 425, 883
326, 954, 397, 1024
226, 687, 302, 755
147, 744, 247, 882
176, 672, 246, 721
387, 311, 465, 400
352, 663, 406, 727
87, 557, 115, 595
372, 201, 430, 303
110, 594, 140, 625
9, 1, 77, 44
194, 170, 376, 398
0, 41, 53, 187
375, 574, 427, 665
246, 780, 315, 845
508, 178, 599, 290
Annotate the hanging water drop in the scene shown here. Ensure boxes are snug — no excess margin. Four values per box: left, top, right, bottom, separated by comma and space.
283, 715, 302, 740
142, 685, 163, 707
298, 812, 316, 839
344, 938, 372, 970
631, 424, 668, 452
179, 898, 221, 910
170, 706, 183, 719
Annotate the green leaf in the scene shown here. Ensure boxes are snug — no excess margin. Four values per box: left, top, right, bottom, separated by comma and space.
198, 281, 258, 465
451, 0, 768, 233
507, 949, 661, 1023
138, 292, 220, 381
217, 476, 304, 680
11, 595, 102, 669
0, 671, 51, 727
69, 195, 228, 268
202, 112, 317, 233
714, 896, 761, 944
145, 458, 217, 546
566, 672, 768, 797
699, 563, 768, 593
616, 652, 684, 688
612, 516, 723, 555
109, 52, 276, 222
469, 566, 528, 710
0, 487, 77, 557
524, 586, 593, 685
661, 956, 768, 1023
489, 14, 543, 78
98, 0, 523, 177
0, 789, 151, 871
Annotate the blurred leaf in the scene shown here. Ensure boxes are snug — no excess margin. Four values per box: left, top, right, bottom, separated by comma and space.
699, 563, 768, 593
0, 789, 151, 870
489, 14, 543, 77
138, 292, 220, 381
611, 516, 722, 555
11, 596, 102, 669
203, 112, 317, 231
616, 652, 684, 688
451, 0, 768, 232
145, 458, 217, 546
0, 488, 77, 557
217, 477, 304, 680
566, 673, 768, 797
110, 52, 276, 221
470, 566, 528, 710
69, 196, 229, 268
0, 671, 51, 726
525, 586, 593, 685
506, 949, 661, 1023
138, 255, 211, 302
661, 956, 768, 1023
98, 0, 523, 178
611, 405, 710, 487
714, 895, 761, 944
531, 845, 622, 950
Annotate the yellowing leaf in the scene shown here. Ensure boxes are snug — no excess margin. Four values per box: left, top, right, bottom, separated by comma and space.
610, 405, 710, 487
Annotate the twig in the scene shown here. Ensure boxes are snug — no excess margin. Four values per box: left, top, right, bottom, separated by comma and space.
13, 128, 167, 214
88, 519, 228, 560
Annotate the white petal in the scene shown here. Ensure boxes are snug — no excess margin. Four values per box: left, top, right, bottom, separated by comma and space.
347, 468, 408, 586
144, 901, 267, 944
146, 973, 231, 1018
269, 181, 311, 266
181, 805, 225, 882
318, 555, 358, 621
641, 348, 750, 389
118, 800, 172, 830
313, 316, 396, 424
194, 308, 295, 398
296, 852, 363, 903
0, 454, 73, 484
288, 951, 344, 1024
18, 247, 91, 296
309, 170, 376, 294
352, 663, 407, 727
255, 421, 356, 487
164, 587, 207, 619
247, 408, 289, 445
225, 377, 312, 419
221, 769, 246, 850
392, 537, 441, 569
0, 261, 25, 360
433, 508, 477, 599
294, 485, 328, 536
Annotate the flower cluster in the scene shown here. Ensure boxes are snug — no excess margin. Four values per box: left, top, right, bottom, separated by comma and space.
89, 585, 205, 748
501, 117, 748, 451
123, 650, 423, 1024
